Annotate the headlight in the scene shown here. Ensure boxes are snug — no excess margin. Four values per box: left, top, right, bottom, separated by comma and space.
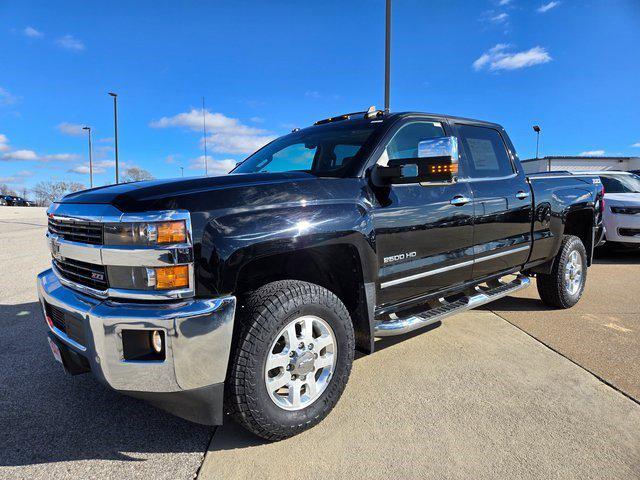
104, 220, 187, 245
610, 206, 640, 215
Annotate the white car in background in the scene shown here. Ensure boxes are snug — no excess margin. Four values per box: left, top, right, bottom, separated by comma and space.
596, 171, 640, 248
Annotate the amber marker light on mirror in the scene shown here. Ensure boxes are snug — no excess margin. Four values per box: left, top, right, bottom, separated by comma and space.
429, 164, 458, 174
154, 265, 189, 289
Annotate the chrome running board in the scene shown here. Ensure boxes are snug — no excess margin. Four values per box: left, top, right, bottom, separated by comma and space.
374, 275, 530, 337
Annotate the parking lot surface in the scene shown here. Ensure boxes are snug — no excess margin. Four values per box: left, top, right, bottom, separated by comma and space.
1, 206, 639, 479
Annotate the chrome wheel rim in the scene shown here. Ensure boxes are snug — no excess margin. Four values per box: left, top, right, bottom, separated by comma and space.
264, 315, 337, 411
564, 250, 583, 295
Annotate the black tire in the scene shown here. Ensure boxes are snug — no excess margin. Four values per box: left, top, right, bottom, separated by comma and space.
225, 280, 355, 441
536, 235, 587, 309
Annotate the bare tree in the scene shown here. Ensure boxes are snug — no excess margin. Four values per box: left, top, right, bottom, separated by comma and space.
32, 181, 86, 206
120, 167, 155, 183
0, 184, 18, 196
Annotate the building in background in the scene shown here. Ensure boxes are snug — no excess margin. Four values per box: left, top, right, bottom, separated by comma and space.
521, 156, 640, 174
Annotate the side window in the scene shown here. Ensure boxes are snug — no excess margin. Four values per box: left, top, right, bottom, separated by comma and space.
378, 121, 446, 166
457, 125, 514, 178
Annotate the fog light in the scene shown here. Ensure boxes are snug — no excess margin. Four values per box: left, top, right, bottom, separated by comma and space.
154, 265, 189, 289
151, 330, 163, 353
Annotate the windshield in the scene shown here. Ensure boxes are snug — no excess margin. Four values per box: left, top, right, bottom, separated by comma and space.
600, 174, 640, 193
232, 120, 380, 176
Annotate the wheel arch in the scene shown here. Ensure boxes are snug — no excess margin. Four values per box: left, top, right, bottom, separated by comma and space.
234, 244, 376, 354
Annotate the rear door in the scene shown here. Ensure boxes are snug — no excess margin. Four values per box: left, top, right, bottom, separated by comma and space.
454, 123, 532, 279
371, 119, 475, 307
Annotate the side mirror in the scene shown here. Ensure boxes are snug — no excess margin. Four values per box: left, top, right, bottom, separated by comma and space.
374, 136, 459, 185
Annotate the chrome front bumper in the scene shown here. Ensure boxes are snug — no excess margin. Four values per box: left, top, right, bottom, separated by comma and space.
37, 268, 236, 424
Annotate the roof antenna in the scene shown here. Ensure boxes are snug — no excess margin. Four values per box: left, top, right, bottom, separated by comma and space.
202, 96, 208, 176
384, 0, 391, 112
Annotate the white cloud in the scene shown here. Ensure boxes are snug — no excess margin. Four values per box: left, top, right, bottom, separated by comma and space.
23, 26, 43, 38
56, 35, 85, 51
150, 108, 276, 155
498, 0, 511, 5
537, 1, 560, 13
188, 156, 236, 176
68, 159, 116, 175
473, 44, 552, 71
41, 153, 81, 162
0, 134, 9, 152
57, 122, 85, 136
250, 116, 264, 123
631, 142, 640, 148
0, 170, 34, 184
1, 149, 38, 161
97, 137, 114, 143
579, 150, 605, 157
68, 165, 91, 174
490, 12, 509, 23
304, 91, 340, 101
165, 154, 179, 164
0, 86, 19, 105
203, 133, 274, 155
1, 147, 79, 163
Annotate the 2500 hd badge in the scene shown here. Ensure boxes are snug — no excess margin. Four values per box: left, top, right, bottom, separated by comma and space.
384, 251, 417, 263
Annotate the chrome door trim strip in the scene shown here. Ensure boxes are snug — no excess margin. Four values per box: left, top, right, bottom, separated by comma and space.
474, 245, 530, 264
381, 259, 474, 289
380, 245, 530, 289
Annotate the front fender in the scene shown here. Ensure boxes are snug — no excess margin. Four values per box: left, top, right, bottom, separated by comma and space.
195, 200, 376, 297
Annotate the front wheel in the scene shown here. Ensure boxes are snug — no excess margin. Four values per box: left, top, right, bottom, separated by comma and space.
536, 235, 587, 308
225, 280, 355, 441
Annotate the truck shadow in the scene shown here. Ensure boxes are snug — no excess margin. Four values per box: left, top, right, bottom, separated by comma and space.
0, 301, 212, 467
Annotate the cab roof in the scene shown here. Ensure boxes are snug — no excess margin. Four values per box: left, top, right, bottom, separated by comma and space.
311, 110, 503, 130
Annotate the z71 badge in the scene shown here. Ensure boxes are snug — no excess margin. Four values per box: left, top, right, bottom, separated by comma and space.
383, 251, 417, 264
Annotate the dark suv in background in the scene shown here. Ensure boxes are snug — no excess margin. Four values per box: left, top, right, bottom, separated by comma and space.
2, 195, 34, 206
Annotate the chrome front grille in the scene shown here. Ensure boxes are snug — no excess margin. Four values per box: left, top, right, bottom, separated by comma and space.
46, 204, 195, 300
48, 217, 103, 245
53, 258, 109, 290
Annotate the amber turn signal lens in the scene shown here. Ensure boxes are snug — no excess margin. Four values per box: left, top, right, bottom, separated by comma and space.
155, 265, 189, 289
157, 221, 186, 244
429, 163, 458, 174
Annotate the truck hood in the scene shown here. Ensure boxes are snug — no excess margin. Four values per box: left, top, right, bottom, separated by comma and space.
58, 172, 319, 212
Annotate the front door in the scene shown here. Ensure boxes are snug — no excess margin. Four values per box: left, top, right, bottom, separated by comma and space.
454, 123, 532, 279
371, 120, 475, 308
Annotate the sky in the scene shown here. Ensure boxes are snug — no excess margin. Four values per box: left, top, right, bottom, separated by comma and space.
1, 0, 639, 193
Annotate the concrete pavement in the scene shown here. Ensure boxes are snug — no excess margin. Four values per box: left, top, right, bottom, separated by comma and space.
1, 206, 639, 479
488, 249, 640, 401
200, 311, 640, 480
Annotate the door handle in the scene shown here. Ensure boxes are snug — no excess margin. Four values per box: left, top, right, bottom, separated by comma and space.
515, 191, 530, 200
450, 195, 471, 206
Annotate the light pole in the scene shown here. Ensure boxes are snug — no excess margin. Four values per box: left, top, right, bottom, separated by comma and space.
533, 125, 541, 159
180, 166, 184, 177
82, 126, 93, 188
384, 0, 392, 112
202, 96, 208, 176
108, 92, 119, 184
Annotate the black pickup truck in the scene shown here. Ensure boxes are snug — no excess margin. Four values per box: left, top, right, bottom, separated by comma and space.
38, 109, 603, 440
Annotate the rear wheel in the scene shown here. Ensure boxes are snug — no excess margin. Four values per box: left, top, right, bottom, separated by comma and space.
225, 280, 354, 440
536, 235, 587, 308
